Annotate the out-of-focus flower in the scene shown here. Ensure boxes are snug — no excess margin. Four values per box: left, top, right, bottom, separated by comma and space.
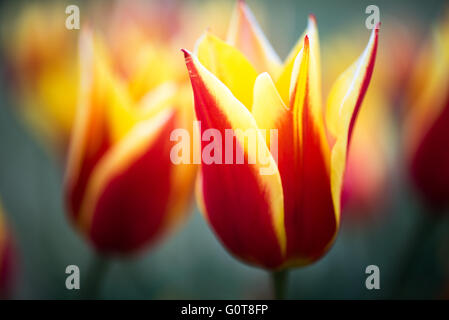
405, 14, 449, 211
2, 3, 79, 152
0, 202, 16, 299
1, 0, 230, 156
323, 19, 417, 221
64, 29, 196, 255
182, 2, 379, 269
340, 91, 391, 220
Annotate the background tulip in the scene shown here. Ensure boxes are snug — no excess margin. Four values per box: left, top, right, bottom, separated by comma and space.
64, 30, 196, 255
2, 3, 79, 153
405, 14, 449, 211
0, 202, 17, 299
1, 0, 230, 156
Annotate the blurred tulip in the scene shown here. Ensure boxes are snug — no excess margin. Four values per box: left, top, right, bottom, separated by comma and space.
0, 202, 16, 299
182, 2, 379, 269
405, 14, 449, 211
64, 29, 196, 255
2, 3, 79, 153
340, 92, 391, 220
1, 0, 229, 156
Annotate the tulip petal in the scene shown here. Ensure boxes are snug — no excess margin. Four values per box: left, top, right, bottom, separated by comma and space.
227, 0, 282, 78
195, 32, 258, 110
65, 30, 112, 222
407, 22, 449, 208
108, 81, 178, 143
0, 204, 15, 298
252, 72, 289, 137
405, 24, 449, 157
252, 73, 296, 214
251, 72, 294, 185
78, 108, 176, 254
105, 75, 136, 143
162, 90, 198, 231
0, 235, 14, 299
194, 170, 207, 219
277, 15, 321, 108
183, 49, 286, 268
326, 26, 379, 221
0, 208, 6, 264
283, 37, 336, 264
410, 97, 449, 208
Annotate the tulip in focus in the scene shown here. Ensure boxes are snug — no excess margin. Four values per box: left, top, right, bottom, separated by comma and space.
183, 2, 379, 269
405, 14, 449, 211
64, 30, 196, 255
0, 202, 16, 299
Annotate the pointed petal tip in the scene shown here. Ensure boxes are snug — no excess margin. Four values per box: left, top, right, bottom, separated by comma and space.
181, 49, 196, 77
308, 14, 317, 24
181, 48, 192, 59
181, 49, 197, 78
304, 34, 310, 48
236, 0, 249, 15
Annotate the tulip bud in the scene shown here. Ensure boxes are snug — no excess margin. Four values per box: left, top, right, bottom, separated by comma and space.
182, 2, 379, 269
64, 30, 196, 255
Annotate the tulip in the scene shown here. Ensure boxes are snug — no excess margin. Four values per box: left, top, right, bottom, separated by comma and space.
64, 30, 196, 255
405, 15, 449, 211
2, 3, 79, 152
0, 202, 16, 299
182, 1, 379, 270
2, 0, 228, 156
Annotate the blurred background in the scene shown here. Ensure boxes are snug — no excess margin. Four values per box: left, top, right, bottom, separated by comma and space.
0, 0, 449, 299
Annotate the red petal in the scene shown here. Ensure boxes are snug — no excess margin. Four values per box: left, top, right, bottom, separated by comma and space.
183, 49, 285, 269
85, 110, 177, 254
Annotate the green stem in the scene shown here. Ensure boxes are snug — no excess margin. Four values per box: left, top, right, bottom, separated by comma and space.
271, 269, 289, 299
83, 254, 110, 299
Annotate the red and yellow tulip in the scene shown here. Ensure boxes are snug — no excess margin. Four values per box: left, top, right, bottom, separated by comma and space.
64, 29, 196, 255
183, 1, 379, 269
2, 0, 230, 156
0, 202, 16, 299
2, 3, 79, 152
405, 13, 449, 210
